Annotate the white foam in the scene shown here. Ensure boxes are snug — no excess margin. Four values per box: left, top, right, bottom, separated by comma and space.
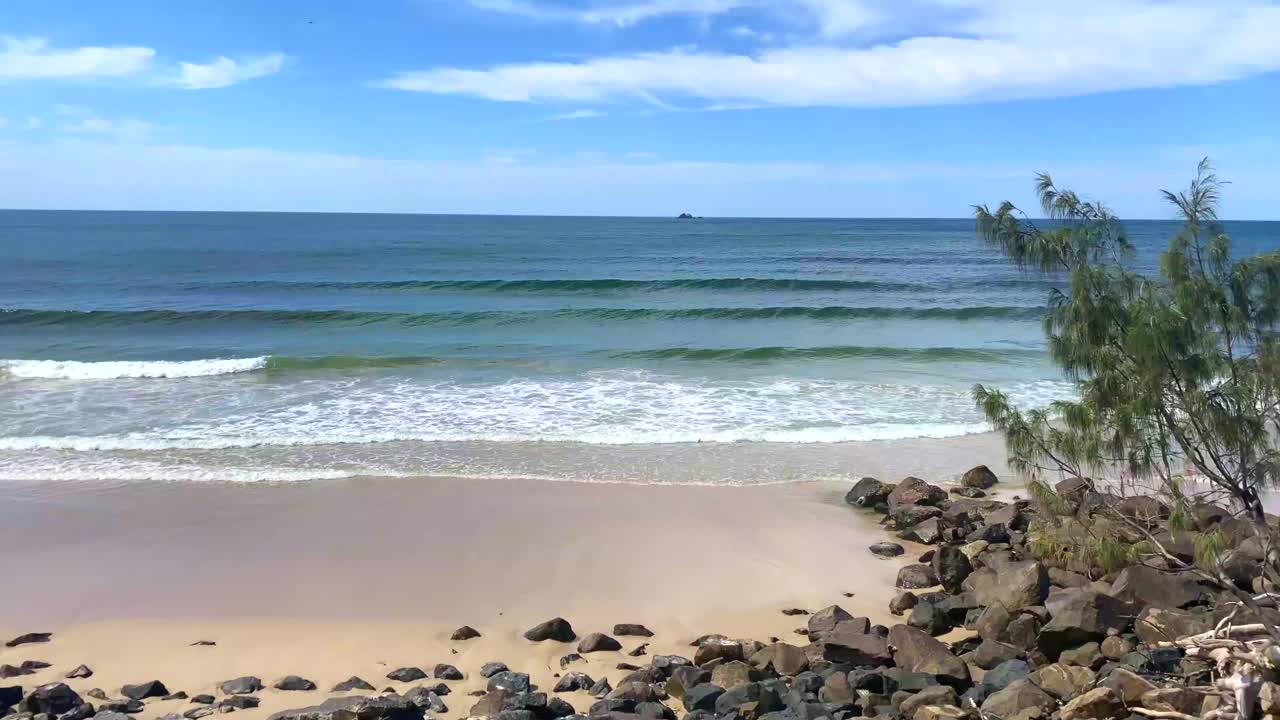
0, 357, 269, 380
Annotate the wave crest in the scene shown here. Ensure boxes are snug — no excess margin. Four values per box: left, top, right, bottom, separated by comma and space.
0, 357, 269, 380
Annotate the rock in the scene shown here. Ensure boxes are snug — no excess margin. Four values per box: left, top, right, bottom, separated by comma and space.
1140, 688, 1203, 716
87, 689, 109, 700
1031, 663, 1095, 700
901, 518, 948, 545
1100, 635, 1132, 660
893, 506, 943, 529
908, 601, 953, 636
403, 688, 447, 714
1004, 614, 1041, 650
914, 706, 967, 720
121, 681, 169, 700
952, 487, 987, 498
613, 624, 654, 637
965, 560, 1049, 610
558, 654, 583, 670
870, 543, 906, 558
899, 686, 958, 719
1110, 566, 1205, 609
1049, 568, 1091, 589
888, 625, 970, 687
846, 478, 891, 507
266, 695, 423, 720
973, 604, 1012, 642
682, 685, 724, 713
451, 625, 481, 641
102, 698, 145, 713
1040, 589, 1137, 658
973, 640, 1022, 670
961, 466, 999, 489
19, 661, 49, 671
185, 707, 215, 719
164, 692, 189, 701
807, 605, 854, 636
331, 677, 375, 692
1134, 607, 1213, 646
20, 683, 82, 715
588, 678, 612, 699
219, 695, 260, 710
627, 643, 648, 657
0, 686, 22, 709
218, 677, 262, 696
1099, 668, 1156, 703
1060, 687, 1124, 720
930, 546, 972, 594
710, 661, 754, 690
95, 712, 131, 720
66, 666, 94, 680
891, 591, 919, 616
888, 477, 948, 513
5, 634, 52, 648
982, 659, 1031, 694
897, 564, 939, 590
693, 638, 743, 665
432, 664, 463, 681
487, 672, 531, 694
274, 677, 316, 691
553, 673, 594, 693
0, 666, 33, 679
805, 626, 891, 666
980, 679, 1056, 719
1060, 642, 1104, 669
525, 618, 576, 643
480, 663, 509, 678
748, 643, 807, 676
386, 668, 427, 683
578, 633, 622, 653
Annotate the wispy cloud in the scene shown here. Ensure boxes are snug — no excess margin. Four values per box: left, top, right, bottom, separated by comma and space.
554, 108, 607, 119
383, 2, 1280, 108
54, 105, 152, 142
467, 0, 748, 27
0, 36, 154, 80
172, 53, 286, 89
25, 117, 41, 130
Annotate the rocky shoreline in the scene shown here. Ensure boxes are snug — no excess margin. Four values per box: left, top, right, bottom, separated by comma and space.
0, 467, 1251, 720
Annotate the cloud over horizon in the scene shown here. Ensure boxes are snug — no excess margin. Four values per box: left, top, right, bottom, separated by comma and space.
0, 36, 284, 89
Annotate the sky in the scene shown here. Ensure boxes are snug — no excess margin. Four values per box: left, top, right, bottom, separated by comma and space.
1, 0, 1279, 218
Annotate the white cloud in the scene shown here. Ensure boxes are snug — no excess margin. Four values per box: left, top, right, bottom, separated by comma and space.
26, 117, 41, 130
554, 108, 607, 119
467, 0, 748, 26
383, 2, 1280, 108
173, 53, 285, 89
0, 36, 154, 80
54, 105, 152, 142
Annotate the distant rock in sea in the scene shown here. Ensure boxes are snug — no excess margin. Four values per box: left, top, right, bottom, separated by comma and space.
677, 212, 695, 219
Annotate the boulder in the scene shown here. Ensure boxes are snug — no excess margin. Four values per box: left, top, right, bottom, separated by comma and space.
613, 624, 654, 637
846, 478, 892, 507
1031, 663, 1095, 700
888, 477, 948, 513
965, 560, 1049, 610
274, 676, 317, 691
5, 633, 52, 648
487, 672, 531, 693
558, 654, 583, 669
960, 466, 998, 489
1039, 589, 1137, 658
930, 546, 972, 594
980, 679, 1056, 719
1060, 687, 1124, 720
433, 664, 463, 681
402, 688, 447, 714
480, 663, 509, 678
897, 564, 939, 590
748, 643, 807, 677
974, 604, 1012, 642
982, 659, 1031, 694
219, 677, 263, 695
266, 695, 423, 720
952, 487, 987, 498
1100, 635, 1132, 660
805, 626, 891, 666
693, 638, 744, 665
0, 665, 32, 679
900, 685, 958, 717
192, 694, 216, 704
1004, 614, 1042, 650
1140, 688, 1203, 716
1110, 566, 1204, 609
1060, 642, 1104, 669
891, 591, 919, 616
888, 625, 970, 687
19, 683, 82, 715
332, 677, 375, 692
66, 665, 94, 680
451, 625, 481, 641
900, 518, 946, 545
1134, 607, 1213, 646
588, 677, 612, 698
553, 673, 594, 693
908, 602, 953, 636
386, 668, 427, 683
871, 542, 906, 558
914, 706, 967, 720
807, 605, 854, 635
121, 681, 169, 700
710, 661, 754, 690
893, 506, 944, 528
525, 618, 576, 642
0, 686, 22, 710
682, 684, 724, 713
219, 696, 261, 711
578, 633, 622, 653
973, 640, 1021, 670
1099, 668, 1156, 703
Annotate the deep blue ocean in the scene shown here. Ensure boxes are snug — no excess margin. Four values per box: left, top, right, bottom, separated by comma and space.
1, 211, 1275, 483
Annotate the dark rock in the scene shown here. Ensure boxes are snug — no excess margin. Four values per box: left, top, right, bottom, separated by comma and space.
693, 638, 744, 666
433, 664, 463, 681
451, 626, 481, 641
1060, 642, 1104, 669
218, 677, 262, 696
579, 633, 622, 654
898, 685, 958, 719
525, 618, 576, 643
588, 678, 612, 699
981, 659, 1031, 694
1031, 663, 1095, 701
402, 688, 446, 714
273, 677, 316, 692
887, 477, 947, 514
19, 684, 82, 715
1004, 614, 1042, 650
807, 606, 854, 636
892, 506, 943, 529
102, 699, 145, 714
930, 546, 972, 595
185, 707, 215, 719
887, 625, 969, 687
95, 712, 130, 720
1060, 687, 1123, 720
1134, 607, 1212, 646
710, 661, 756, 690
960, 466, 998, 489
781, 608, 809, 617
558, 655, 583, 670
0, 686, 22, 709
487, 672, 531, 694
121, 681, 169, 701
973, 640, 1022, 670
61, 703, 95, 720
1110, 566, 1204, 609
890, 591, 918, 616
480, 663, 510, 679
219, 696, 260, 711
964, 560, 1049, 610
266, 695, 423, 720
980, 679, 1056, 719
613, 624, 653, 638
386, 668, 427, 683
665, 667, 711, 700
331, 677, 375, 692
846, 478, 891, 507
749, 643, 807, 677
951, 487, 986, 499
164, 692, 189, 701
870, 543, 905, 558
553, 673, 594, 693
66, 666, 94, 680
804, 627, 891, 666
0, 666, 33, 679
5, 634, 52, 648
896, 565, 938, 590
681, 685, 724, 713
1040, 589, 1138, 658
907, 602, 952, 636
18, 662, 49, 671
1099, 667, 1156, 704
627, 643, 648, 657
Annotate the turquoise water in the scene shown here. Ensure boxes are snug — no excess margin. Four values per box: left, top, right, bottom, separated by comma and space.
1, 212, 1273, 483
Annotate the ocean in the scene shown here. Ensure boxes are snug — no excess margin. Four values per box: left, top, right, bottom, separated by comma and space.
1, 211, 1273, 484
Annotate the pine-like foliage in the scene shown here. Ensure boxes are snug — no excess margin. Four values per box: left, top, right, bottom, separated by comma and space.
972, 159, 1280, 521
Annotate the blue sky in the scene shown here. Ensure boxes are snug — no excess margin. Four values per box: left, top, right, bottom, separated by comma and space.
2, 0, 1279, 217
